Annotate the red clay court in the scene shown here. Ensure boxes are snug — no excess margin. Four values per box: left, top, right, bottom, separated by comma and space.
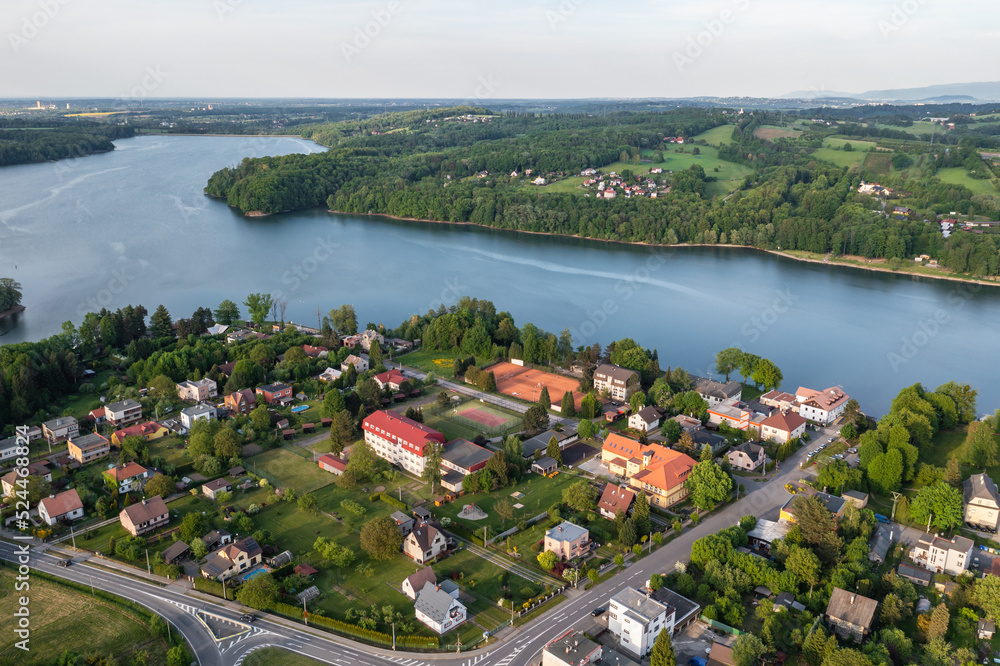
487, 361, 585, 410
458, 407, 511, 428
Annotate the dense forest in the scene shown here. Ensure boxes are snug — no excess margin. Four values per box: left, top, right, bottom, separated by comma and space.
0, 121, 135, 166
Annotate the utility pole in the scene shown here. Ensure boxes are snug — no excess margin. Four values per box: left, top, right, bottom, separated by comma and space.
392, 622, 396, 650
70, 526, 76, 550
890, 491, 902, 521
146, 549, 151, 574
303, 597, 308, 626
90, 576, 95, 596
223, 578, 227, 600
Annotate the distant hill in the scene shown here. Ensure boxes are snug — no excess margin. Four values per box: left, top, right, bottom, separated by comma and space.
783, 81, 1000, 103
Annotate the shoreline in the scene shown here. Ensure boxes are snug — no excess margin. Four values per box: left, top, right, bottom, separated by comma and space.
328, 210, 1000, 290
0, 305, 25, 321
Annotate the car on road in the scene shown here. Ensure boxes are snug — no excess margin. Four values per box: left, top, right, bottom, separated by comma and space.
590, 607, 605, 617
241, 614, 255, 623
874, 513, 889, 523
57, 559, 71, 567
975, 557, 981, 568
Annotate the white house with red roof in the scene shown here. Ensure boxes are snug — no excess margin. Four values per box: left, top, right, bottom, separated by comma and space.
758, 410, 807, 444
317, 454, 347, 475
38, 489, 84, 525
794, 386, 850, 425
374, 369, 406, 392
302, 344, 329, 358
363, 410, 446, 475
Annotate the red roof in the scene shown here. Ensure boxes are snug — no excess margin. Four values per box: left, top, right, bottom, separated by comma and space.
302, 345, 329, 357
363, 410, 445, 456
318, 454, 347, 471
88, 407, 106, 421
104, 462, 148, 481
112, 421, 166, 442
761, 410, 807, 434
40, 489, 83, 518
374, 369, 406, 387
295, 563, 319, 576
598, 484, 635, 515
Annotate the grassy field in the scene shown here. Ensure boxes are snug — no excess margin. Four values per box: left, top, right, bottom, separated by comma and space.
811, 147, 864, 168
693, 124, 735, 146
935, 167, 998, 196
244, 647, 321, 666
436, 472, 580, 535
149, 434, 189, 467
753, 125, 802, 140
863, 152, 893, 175
877, 121, 939, 137
395, 349, 483, 378
0, 569, 171, 665
823, 137, 878, 150
247, 447, 335, 494
75, 493, 216, 554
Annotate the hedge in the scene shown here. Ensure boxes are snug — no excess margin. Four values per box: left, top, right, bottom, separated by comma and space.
369, 492, 409, 512
271, 602, 437, 648
194, 577, 225, 597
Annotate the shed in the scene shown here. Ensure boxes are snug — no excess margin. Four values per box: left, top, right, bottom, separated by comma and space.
531, 456, 558, 475
282, 429, 295, 440
162, 541, 190, 564
229, 466, 246, 478
302, 423, 315, 434
295, 563, 318, 577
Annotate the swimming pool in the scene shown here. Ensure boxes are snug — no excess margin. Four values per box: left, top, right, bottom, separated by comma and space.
241, 565, 270, 582
291, 405, 309, 413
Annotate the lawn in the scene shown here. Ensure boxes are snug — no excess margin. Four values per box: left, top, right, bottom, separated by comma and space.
148, 434, 189, 468
862, 152, 893, 175
935, 167, 998, 196
244, 648, 320, 666
395, 349, 484, 378
823, 137, 878, 151
693, 124, 735, 146
753, 125, 803, 140
75, 493, 216, 555
246, 447, 336, 494
811, 147, 864, 168
0, 569, 171, 665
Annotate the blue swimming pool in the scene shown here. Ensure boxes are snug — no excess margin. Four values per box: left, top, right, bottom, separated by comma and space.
291, 405, 309, 413
241, 566, 270, 582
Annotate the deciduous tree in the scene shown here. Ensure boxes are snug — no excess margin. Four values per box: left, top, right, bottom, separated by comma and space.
359, 515, 404, 561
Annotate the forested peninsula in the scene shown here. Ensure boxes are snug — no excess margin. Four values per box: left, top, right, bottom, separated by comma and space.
204, 106, 1000, 277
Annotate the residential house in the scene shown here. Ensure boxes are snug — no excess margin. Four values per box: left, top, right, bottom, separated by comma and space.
780, 492, 847, 523
180, 403, 217, 430
105, 399, 143, 428
317, 454, 347, 475
256, 383, 292, 406
593, 364, 640, 401
868, 524, 894, 564
318, 367, 342, 383
358, 329, 384, 351
87, 407, 107, 425
794, 386, 850, 425
598, 484, 636, 520
979, 619, 996, 640
1, 462, 52, 497
747, 519, 791, 556
374, 369, 407, 391
203, 529, 233, 551
544, 521, 590, 561
119, 495, 169, 536
302, 344, 329, 358
440, 438, 492, 492
608, 587, 671, 657
531, 456, 559, 475
414, 581, 467, 634
38, 489, 84, 525
758, 410, 807, 444
341, 354, 369, 373
964, 472, 1000, 530
223, 389, 257, 416
200, 537, 263, 581
226, 329, 253, 344
67, 432, 110, 464
103, 462, 150, 494
0, 437, 24, 464
391, 511, 415, 536
403, 522, 448, 564
600, 434, 697, 509
897, 563, 933, 587
759, 390, 798, 411
111, 421, 168, 447
202, 478, 232, 500
43, 416, 79, 444
176, 379, 218, 403
843, 490, 869, 509
727, 441, 766, 471
650, 586, 701, 635
627, 406, 661, 432
692, 376, 743, 406
706, 400, 753, 430
362, 410, 446, 476
542, 631, 603, 666
402, 567, 437, 600
522, 429, 577, 458
825, 588, 878, 641
911, 533, 973, 575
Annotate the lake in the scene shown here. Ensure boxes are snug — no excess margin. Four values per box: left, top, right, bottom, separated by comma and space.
1, 135, 998, 416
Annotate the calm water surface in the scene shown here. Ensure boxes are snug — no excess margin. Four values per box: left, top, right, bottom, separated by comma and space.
1, 135, 998, 416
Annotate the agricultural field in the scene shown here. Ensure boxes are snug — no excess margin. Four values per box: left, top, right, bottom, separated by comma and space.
822, 137, 878, 151
811, 148, 864, 169
862, 151, 893, 175
753, 125, 802, 140
876, 121, 940, 137
246, 447, 336, 494
693, 124, 735, 146
0, 569, 171, 665
935, 167, 998, 196
395, 348, 483, 378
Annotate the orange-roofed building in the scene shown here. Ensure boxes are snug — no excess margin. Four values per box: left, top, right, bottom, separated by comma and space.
600, 433, 696, 509
111, 421, 169, 447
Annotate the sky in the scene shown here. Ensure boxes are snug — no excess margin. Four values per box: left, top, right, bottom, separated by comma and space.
3, 0, 999, 99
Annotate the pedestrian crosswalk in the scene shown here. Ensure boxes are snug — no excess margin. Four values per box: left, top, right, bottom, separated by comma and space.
492, 645, 526, 666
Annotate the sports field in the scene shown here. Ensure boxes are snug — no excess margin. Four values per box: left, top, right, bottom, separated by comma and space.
487, 361, 584, 411
459, 406, 513, 428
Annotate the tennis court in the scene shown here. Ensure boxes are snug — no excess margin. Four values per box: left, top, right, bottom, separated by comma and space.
488, 361, 585, 410
459, 407, 513, 428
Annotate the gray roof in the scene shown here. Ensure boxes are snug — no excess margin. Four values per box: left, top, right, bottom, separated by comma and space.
0, 437, 19, 452
391, 511, 414, 526
747, 519, 790, 544
545, 521, 588, 544
439, 579, 460, 596
965, 473, 1000, 507
843, 489, 869, 501
522, 430, 567, 457
918, 532, 974, 554
162, 541, 189, 562
415, 581, 462, 624
43, 416, 78, 430
533, 456, 558, 469
633, 406, 661, 423
201, 552, 230, 578
70, 432, 108, 450
826, 588, 878, 630
897, 563, 933, 584
692, 376, 743, 400
869, 525, 894, 561
731, 441, 764, 458
106, 398, 141, 412
182, 403, 216, 418
442, 439, 492, 471
652, 587, 700, 625
595, 364, 639, 383
610, 586, 667, 623
544, 632, 602, 665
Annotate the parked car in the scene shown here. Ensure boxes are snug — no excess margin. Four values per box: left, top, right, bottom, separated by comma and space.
974, 557, 981, 568
688, 659, 708, 666
591, 607, 605, 617
874, 513, 889, 523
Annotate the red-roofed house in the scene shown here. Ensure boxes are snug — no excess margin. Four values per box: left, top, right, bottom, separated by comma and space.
87, 407, 107, 424
224, 389, 257, 415
111, 421, 169, 447
38, 489, 84, 525
794, 387, 850, 425
598, 484, 636, 519
600, 433, 697, 509
318, 454, 347, 475
256, 383, 292, 406
374, 369, 406, 391
758, 410, 807, 444
103, 462, 150, 494
363, 410, 446, 475
119, 496, 169, 536
302, 345, 329, 358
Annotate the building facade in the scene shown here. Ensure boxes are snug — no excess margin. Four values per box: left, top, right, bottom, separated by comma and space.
362, 410, 446, 476
593, 364, 640, 401
608, 587, 672, 656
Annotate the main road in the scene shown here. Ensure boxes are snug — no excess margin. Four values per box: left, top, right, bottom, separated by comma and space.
1, 428, 828, 666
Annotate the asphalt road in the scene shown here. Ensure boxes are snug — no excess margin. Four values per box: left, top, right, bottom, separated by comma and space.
0, 424, 833, 666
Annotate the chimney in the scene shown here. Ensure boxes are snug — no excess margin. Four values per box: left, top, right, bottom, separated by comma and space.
850, 594, 856, 605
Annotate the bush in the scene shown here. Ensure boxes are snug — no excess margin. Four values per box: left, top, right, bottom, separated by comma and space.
378, 492, 409, 511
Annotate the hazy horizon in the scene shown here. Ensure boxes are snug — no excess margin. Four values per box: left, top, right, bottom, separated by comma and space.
4, 0, 999, 100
